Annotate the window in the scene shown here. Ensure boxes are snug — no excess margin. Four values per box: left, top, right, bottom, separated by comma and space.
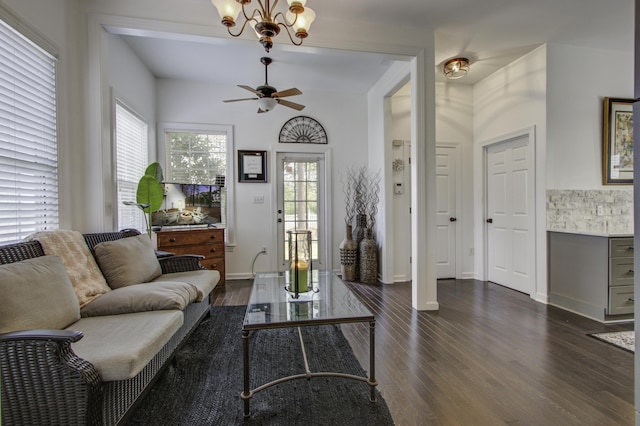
0, 13, 58, 243
160, 123, 234, 242
115, 101, 149, 232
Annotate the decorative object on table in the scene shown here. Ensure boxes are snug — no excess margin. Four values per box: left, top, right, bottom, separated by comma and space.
286, 229, 313, 298
339, 166, 358, 281
123, 162, 164, 237
238, 150, 268, 182
279, 115, 328, 144
602, 97, 637, 185
211, 0, 316, 52
223, 57, 304, 113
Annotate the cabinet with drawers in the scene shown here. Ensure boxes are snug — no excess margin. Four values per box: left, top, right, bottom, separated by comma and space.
548, 231, 633, 322
608, 237, 634, 315
156, 227, 225, 286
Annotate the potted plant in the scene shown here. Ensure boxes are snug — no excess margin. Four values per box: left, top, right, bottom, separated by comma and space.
124, 162, 164, 236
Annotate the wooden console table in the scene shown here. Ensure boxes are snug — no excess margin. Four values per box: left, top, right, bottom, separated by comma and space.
156, 227, 225, 286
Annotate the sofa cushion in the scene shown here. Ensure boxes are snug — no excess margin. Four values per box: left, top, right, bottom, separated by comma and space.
152, 269, 219, 301
0, 256, 80, 333
94, 234, 162, 289
26, 230, 111, 307
80, 281, 199, 317
68, 310, 183, 381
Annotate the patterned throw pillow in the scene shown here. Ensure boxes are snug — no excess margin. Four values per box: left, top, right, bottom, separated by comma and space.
26, 230, 111, 307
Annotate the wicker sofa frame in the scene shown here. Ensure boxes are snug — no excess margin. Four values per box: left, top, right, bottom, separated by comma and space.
0, 230, 214, 425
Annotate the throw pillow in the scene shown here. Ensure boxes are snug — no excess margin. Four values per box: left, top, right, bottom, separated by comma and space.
0, 256, 80, 333
80, 281, 199, 317
94, 234, 162, 289
27, 230, 111, 307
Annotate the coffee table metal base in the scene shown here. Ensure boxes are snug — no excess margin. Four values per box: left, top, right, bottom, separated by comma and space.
241, 321, 377, 418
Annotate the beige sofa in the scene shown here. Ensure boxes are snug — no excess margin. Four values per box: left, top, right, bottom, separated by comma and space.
0, 229, 220, 425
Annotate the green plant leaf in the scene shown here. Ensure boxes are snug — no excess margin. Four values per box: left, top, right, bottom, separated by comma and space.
145, 162, 164, 183
136, 175, 163, 213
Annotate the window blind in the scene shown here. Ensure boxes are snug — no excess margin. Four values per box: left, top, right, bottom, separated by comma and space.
115, 101, 148, 232
0, 18, 58, 243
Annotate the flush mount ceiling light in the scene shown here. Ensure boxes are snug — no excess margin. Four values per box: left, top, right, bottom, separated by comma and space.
443, 57, 470, 80
211, 0, 316, 52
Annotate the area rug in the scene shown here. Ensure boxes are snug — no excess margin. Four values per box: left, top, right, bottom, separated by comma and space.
589, 330, 635, 353
124, 305, 394, 425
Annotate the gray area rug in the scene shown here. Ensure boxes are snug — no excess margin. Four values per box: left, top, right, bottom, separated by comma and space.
589, 330, 634, 353
125, 305, 394, 425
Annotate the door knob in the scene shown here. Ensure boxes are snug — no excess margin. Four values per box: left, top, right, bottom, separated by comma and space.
449, 217, 457, 222
278, 218, 282, 223
486, 218, 493, 223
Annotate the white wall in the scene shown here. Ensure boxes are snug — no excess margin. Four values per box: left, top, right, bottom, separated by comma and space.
546, 43, 634, 189
436, 82, 474, 278
156, 79, 368, 278
104, 32, 156, 230
473, 45, 548, 301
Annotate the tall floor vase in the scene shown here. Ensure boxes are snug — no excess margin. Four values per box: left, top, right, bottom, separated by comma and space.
339, 224, 358, 281
359, 229, 378, 284
352, 214, 367, 280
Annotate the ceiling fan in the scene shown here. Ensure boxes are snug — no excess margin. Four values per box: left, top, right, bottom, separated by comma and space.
223, 57, 305, 113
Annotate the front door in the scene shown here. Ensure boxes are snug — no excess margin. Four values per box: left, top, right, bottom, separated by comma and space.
276, 153, 326, 271
486, 135, 534, 294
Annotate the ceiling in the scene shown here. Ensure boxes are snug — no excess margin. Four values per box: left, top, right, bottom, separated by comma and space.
117, 0, 634, 93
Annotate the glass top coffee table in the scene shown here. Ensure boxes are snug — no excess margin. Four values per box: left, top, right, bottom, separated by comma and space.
241, 270, 377, 417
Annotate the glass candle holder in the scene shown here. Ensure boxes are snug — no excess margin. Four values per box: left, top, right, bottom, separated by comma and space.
287, 229, 312, 298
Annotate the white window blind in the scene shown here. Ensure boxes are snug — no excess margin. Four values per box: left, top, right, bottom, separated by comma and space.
115, 101, 148, 232
0, 18, 58, 243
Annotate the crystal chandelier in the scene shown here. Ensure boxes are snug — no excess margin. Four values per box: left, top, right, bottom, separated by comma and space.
211, 0, 316, 52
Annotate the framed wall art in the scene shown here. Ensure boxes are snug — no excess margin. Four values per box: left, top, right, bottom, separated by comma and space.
238, 150, 267, 183
603, 97, 636, 185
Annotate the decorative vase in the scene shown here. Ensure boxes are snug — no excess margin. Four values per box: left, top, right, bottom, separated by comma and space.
339, 224, 358, 281
359, 228, 378, 284
352, 214, 367, 280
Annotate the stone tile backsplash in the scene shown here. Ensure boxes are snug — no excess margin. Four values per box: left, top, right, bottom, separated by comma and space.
547, 189, 633, 234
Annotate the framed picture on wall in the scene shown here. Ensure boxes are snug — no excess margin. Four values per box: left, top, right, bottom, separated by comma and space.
603, 97, 637, 185
238, 150, 267, 183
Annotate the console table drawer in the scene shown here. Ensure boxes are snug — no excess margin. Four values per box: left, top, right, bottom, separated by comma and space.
157, 230, 222, 247
609, 258, 634, 286
609, 285, 635, 315
166, 244, 223, 258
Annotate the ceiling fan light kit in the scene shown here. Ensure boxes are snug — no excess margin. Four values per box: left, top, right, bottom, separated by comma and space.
443, 57, 470, 79
211, 0, 315, 52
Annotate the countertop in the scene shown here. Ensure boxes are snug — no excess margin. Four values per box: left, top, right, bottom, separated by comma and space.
547, 229, 633, 238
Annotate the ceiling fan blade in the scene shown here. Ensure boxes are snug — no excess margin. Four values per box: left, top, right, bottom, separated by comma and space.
223, 97, 258, 103
272, 88, 302, 98
238, 85, 261, 95
277, 99, 305, 111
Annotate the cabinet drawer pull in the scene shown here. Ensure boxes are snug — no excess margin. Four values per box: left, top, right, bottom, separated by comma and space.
169, 238, 176, 243
629, 269, 635, 274
629, 246, 635, 251
210, 248, 217, 253
210, 235, 216, 240
628, 298, 635, 302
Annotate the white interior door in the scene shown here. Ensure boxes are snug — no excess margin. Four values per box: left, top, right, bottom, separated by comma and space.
486, 135, 534, 294
436, 145, 458, 279
276, 153, 326, 271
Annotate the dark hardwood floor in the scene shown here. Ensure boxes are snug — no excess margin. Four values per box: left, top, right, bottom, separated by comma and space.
211, 278, 634, 426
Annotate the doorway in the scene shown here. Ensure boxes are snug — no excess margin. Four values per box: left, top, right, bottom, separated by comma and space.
276, 153, 326, 272
485, 134, 534, 294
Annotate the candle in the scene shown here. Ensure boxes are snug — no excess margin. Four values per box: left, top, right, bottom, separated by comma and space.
290, 259, 309, 293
